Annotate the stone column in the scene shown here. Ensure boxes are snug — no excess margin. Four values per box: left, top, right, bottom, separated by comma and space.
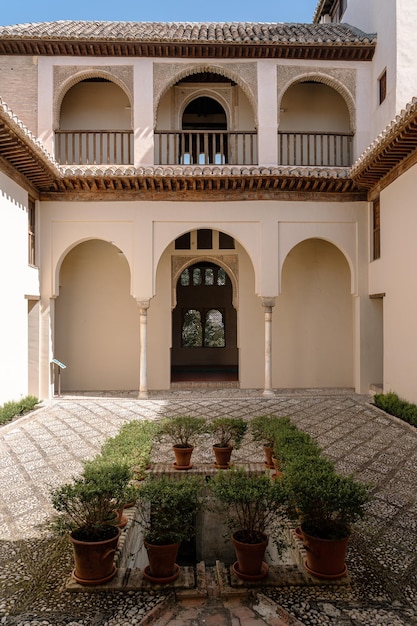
138, 300, 150, 398
262, 297, 276, 396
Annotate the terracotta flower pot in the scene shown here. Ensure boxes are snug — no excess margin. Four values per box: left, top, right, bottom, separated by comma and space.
301, 527, 349, 579
231, 531, 269, 580
173, 444, 194, 470
263, 444, 275, 469
69, 525, 120, 586
213, 444, 233, 468
143, 540, 180, 583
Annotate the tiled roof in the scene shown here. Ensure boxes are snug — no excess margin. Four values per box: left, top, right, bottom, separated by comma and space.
351, 98, 417, 188
0, 20, 375, 44
0, 96, 60, 190
0, 21, 376, 60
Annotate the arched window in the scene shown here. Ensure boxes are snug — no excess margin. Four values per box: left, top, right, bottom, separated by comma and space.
182, 310, 202, 347
204, 309, 225, 347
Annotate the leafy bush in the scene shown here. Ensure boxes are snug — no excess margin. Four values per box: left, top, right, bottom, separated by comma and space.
0, 396, 38, 425
209, 467, 287, 545
249, 415, 292, 447
100, 419, 160, 479
158, 415, 207, 447
137, 474, 203, 545
209, 417, 248, 448
282, 456, 371, 540
374, 392, 417, 427
51, 459, 133, 540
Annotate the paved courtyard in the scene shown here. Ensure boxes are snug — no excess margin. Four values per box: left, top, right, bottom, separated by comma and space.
0, 389, 416, 625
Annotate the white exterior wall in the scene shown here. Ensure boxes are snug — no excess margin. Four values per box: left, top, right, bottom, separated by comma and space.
369, 163, 417, 404
0, 173, 40, 403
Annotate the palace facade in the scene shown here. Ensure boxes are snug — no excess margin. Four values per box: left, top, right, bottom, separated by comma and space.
1, 0, 417, 403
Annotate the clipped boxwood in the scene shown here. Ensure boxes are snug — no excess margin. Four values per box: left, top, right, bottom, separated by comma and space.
100, 419, 160, 479
0, 395, 39, 426
374, 392, 417, 427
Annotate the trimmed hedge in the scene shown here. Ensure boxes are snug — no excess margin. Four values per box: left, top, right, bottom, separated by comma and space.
374, 392, 417, 427
0, 396, 39, 426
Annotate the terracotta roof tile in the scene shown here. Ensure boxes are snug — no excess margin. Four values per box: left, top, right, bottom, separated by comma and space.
0, 20, 376, 45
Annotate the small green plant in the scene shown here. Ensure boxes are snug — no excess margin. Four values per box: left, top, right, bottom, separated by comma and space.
0, 395, 38, 425
282, 456, 371, 540
250, 415, 291, 447
209, 467, 287, 545
137, 474, 203, 545
158, 415, 207, 447
100, 419, 160, 479
374, 391, 417, 427
209, 417, 248, 449
51, 459, 134, 541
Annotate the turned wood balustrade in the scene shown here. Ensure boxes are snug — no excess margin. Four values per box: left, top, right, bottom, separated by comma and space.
278, 131, 354, 167
55, 130, 133, 165
54, 129, 353, 168
154, 130, 258, 166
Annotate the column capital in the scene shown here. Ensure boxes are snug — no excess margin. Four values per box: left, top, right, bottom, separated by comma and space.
261, 297, 276, 309
137, 299, 150, 311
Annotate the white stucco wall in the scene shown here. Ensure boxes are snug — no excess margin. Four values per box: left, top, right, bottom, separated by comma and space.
371, 163, 417, 404
0, 173, 40, 404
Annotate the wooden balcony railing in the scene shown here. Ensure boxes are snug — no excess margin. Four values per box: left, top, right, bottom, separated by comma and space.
154, 130, 258, 166
278, 131, 354, 167
55, 130, 134, 165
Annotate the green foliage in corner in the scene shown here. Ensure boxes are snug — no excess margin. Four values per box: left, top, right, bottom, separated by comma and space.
374, 392, 417, 427
0, 396, 39, 426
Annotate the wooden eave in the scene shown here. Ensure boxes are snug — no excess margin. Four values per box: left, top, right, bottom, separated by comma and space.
0, 122, 58, 190
0, 38, 375, 61
37, 171, 366, 201
351, 117, 417, 192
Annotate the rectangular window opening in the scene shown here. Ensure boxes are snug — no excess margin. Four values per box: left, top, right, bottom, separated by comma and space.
373, 198, 381, 260
28, 197, 36, 266
378, 70, 387, 105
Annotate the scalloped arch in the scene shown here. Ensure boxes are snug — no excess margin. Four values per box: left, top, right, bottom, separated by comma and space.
172, 254, 239, 311
278, 72, 356, 132
154, 65, 257, 128
54, 70, 133, 130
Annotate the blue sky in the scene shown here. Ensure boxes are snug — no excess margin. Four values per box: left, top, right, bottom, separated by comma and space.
2, 0, 319, 26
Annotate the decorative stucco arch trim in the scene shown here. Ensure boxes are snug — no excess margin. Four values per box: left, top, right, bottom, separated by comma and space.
277, 68, 356, 132
153, 62, 258, 128
53, 68, 133, 130
177, 89, 231, 131
172, 254, 239, 311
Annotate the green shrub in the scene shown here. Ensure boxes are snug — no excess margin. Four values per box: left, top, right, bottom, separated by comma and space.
209, 417, 248, 449
100, 419, 160, 479
374, 392, 417, 427
0, 396, 38, 425
137, 474, 203, 545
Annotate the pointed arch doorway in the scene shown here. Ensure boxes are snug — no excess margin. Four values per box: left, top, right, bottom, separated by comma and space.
171, 261, 238, 382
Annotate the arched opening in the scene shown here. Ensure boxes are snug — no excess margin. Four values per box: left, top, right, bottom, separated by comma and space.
171, 261, 238, 382
55, 77, 133, 165
278, 80, 353, 166
54, 240, 139, 392
155, 70, 257, 165
180, 96, 228, 164
276, 238, 353, 388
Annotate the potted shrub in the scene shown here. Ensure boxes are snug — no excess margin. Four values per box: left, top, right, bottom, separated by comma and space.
283, 456, 371, 579
137, 474, 203, 583
209, 417, 248, 468
250, 415, 291, 469
209, 467, 287, 580
51, 459, 133, 585
158, 416, 207, 469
